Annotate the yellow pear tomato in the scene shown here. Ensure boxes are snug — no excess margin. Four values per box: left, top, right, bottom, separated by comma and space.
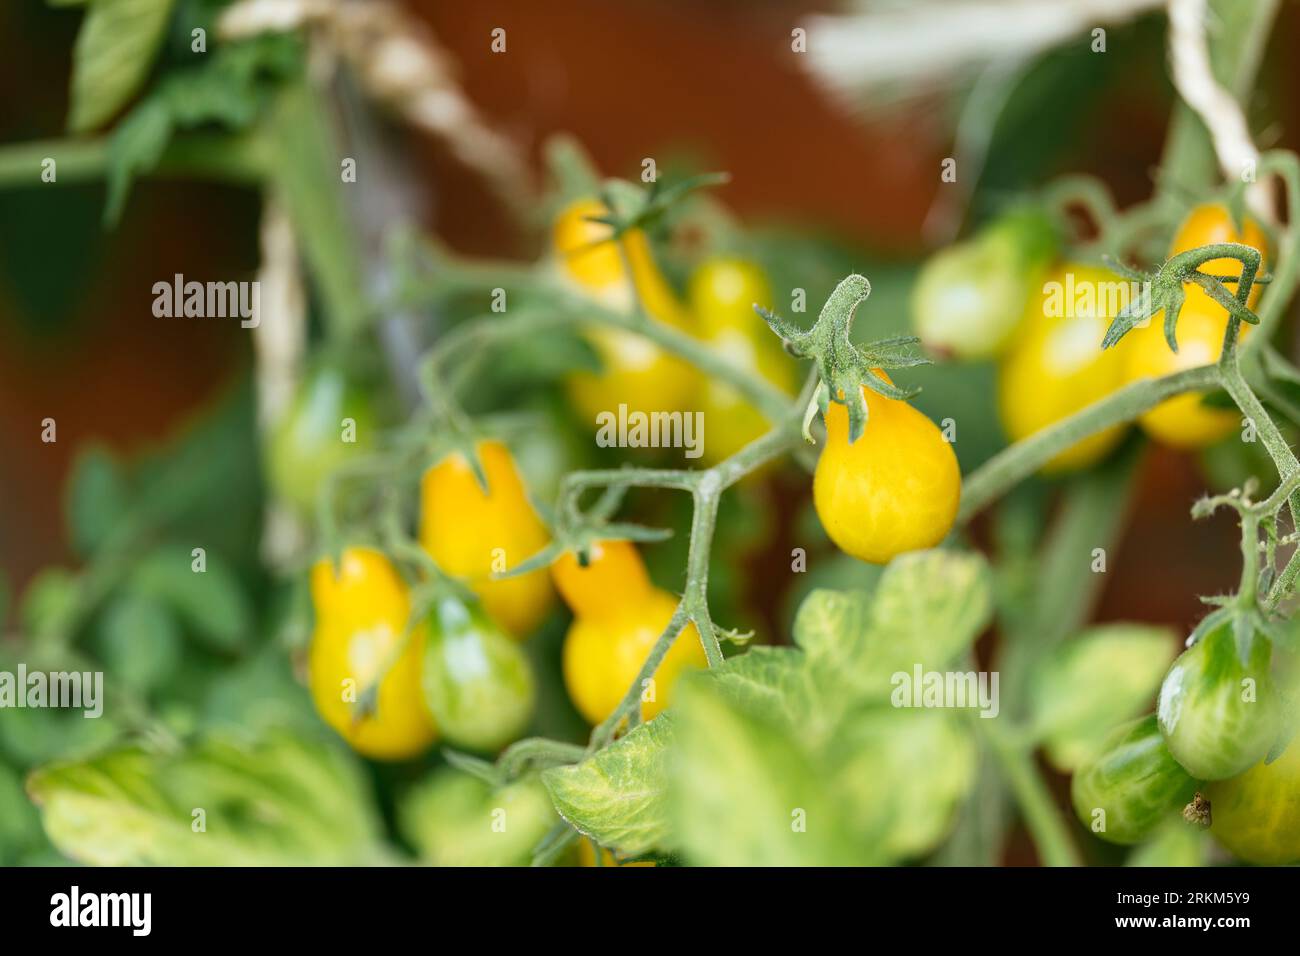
997, 263, 1132, 471
308, 547, 437, 760
419, 440, 553, 640
813, 376, 960, 564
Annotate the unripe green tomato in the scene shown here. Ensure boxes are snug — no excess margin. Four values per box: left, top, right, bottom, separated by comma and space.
1157, 624, 1279, 781
1207, 736, 1300, 864
1071, 714, 1196, 845
267, 363, 377, 514
910, 208, 1056, 360
421, 594, 536, 752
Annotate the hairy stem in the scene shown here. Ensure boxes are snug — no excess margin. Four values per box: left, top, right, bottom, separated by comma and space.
958, 365, 1220, 522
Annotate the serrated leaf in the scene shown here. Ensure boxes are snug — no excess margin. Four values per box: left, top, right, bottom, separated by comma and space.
794, 550, 992, 701
27, 730, 381, 865
68, 0, 177, 132
669, 678, 854, 865
542, 717, 674, 856
1028, 624, 1179, 771
701, 646, 817, 732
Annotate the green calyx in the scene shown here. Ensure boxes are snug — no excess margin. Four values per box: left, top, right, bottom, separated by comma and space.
1101, 242, 1269, 353
757, 274, 930, 444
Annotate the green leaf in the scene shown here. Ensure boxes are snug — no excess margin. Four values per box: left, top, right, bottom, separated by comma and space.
94, 593, 182, 694
104, 34, 302, 224
542, 716, 674, 856
19, 567, 80, 640
399, 770, 558, 866
129, 545, 252, 652
65, 445, 130, 558
669, 678, 854, 865
829, 708, 977, 860
1028, 624, 1179, 771
794, 549, 992, 701
701, 645, 827, 738
68, 0, 177, 132
27, 729, 381, 865
0, 761, 42, 863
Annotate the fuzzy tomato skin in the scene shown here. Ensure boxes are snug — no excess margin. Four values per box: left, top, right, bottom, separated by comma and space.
996, 263, 1131, 472
1206, 737, 1300, 864
419, 440, 554, 641
561, 589, 706, 725
421, 594, 536, 753
1071, 715, 1196, 846
308, 547, 437, 761
813, 381, 960, 565
553, 199, 699, 427
1157, 624, 1279, 781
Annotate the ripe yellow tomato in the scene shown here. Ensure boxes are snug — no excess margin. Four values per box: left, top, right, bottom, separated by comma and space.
1169, 203, 1268, 312
562, 589, 706, 725
308, 547, 437, 760
419, 440, 553, 640
552, 199, 699, 427
813, 378, 960, 565
551, 539, 652, 620
1206, 737, 1300, 865
1124, 298, 1242, 449
688, 257, 797, 464
997, 263, 1131, 471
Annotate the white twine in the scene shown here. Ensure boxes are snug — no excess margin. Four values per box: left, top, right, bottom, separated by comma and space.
218, 0, 533, 215
1167, 0, 1275, 222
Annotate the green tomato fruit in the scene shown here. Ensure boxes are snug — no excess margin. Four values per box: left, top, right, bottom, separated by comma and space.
1071, 714, 1197, 845
911, 207, 1057, 360
1157, 624, 1279, 781
266, 362, 377, 515
1206, 736, 1300, 864
422, 595, 536, 752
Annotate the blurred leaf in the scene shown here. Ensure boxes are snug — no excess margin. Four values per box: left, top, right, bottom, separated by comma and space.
27, 728, 381, 865
794, 549, 992, 702
830, 708, 977, 860
19, 567, 80, 641
670, 677, 853, 866
67, 0, 177, 132
1028, 624, 1178, 771
65, 445, 129, 558
399, 770, 558, 867
542, 716, 674, 856
94, 593, 182, 694
129, 545, 252, 652
105, 33, 302, 224
0, 761, 42, 864
1126, 820, 1209, 867
200, 646, 315, 731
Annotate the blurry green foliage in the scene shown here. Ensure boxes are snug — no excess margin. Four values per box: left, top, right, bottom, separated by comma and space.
543, 548, 992, 865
